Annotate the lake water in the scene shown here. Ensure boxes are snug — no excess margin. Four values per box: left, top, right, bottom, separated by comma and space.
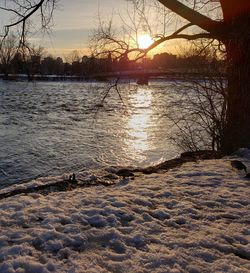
0, 80, 181, 188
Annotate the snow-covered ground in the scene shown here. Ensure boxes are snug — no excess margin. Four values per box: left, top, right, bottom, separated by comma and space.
0, 155, 250, 272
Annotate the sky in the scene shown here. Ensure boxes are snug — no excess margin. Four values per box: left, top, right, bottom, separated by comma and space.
34, 0, 128, 57
0, 0, 192, 58
43, 0, 181, 58
0, 0, 128, 57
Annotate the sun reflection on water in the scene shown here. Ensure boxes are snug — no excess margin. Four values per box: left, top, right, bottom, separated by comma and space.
125, 87, 154, 163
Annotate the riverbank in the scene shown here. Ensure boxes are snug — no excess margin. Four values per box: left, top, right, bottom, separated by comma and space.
0, 150, 222, 200
0, 151, 250, 272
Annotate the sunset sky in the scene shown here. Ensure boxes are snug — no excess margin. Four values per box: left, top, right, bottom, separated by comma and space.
45, 0, 181, 57
37, 0, 128, 56
0, 0, 184, 58
0, 0, 127, 56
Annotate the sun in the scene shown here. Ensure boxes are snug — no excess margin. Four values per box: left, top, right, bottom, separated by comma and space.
138, 34, 153, 49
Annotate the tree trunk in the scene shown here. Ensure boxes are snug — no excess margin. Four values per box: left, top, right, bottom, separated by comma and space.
221, 12, 250, 153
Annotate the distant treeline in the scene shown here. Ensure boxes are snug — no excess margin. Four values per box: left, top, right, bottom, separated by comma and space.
0, 51, 225, 79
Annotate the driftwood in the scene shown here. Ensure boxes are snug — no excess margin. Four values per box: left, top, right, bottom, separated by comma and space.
0, 176, 115, 200
0, 150, 222, 200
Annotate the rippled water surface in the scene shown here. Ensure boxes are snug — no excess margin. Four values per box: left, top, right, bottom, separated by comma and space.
0, 80, 181, 187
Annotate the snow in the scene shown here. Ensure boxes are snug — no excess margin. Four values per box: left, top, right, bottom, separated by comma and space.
0, 155, 250, 272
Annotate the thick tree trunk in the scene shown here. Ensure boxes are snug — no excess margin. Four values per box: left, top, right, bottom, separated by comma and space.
221, 13, 250, 153
157, 1, 250, 153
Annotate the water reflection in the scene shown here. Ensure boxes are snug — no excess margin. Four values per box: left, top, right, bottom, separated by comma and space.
0, 81, 180, 186
125, 87, 154, 163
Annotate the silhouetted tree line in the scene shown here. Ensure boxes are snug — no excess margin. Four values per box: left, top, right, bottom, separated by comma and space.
0, 49, 224, 78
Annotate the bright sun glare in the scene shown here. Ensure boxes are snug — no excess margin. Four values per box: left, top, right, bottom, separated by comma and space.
138, 34, 153, 49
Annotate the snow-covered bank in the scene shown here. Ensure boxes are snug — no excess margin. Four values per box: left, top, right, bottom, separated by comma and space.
0, 157, 250, 272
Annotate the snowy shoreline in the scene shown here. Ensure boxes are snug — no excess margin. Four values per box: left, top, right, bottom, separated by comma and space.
0, 152, 250, 272
0, 150, 221, 199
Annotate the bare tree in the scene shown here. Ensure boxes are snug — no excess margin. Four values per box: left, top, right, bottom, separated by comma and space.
0, 0, 56, 46
0, 34, 18, 77
137, 0, 250, 154
64, 50, 81, 64
166, 70, 227, 151
91, 0, 250, 154
91, 1, 217, 62
22, 44, 45, 79
90, 1, 174, 62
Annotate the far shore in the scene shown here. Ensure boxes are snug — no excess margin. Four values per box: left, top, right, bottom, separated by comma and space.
0, 71, 226, 83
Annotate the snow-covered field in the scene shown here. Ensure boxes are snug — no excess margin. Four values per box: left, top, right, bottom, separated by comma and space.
0, 156, 250, 272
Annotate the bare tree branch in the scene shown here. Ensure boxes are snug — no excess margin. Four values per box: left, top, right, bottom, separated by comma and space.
157, 0, 221, 33
1, 0, 56, 46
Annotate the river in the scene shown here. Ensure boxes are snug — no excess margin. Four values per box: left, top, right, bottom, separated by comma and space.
0, 80, 182, 188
